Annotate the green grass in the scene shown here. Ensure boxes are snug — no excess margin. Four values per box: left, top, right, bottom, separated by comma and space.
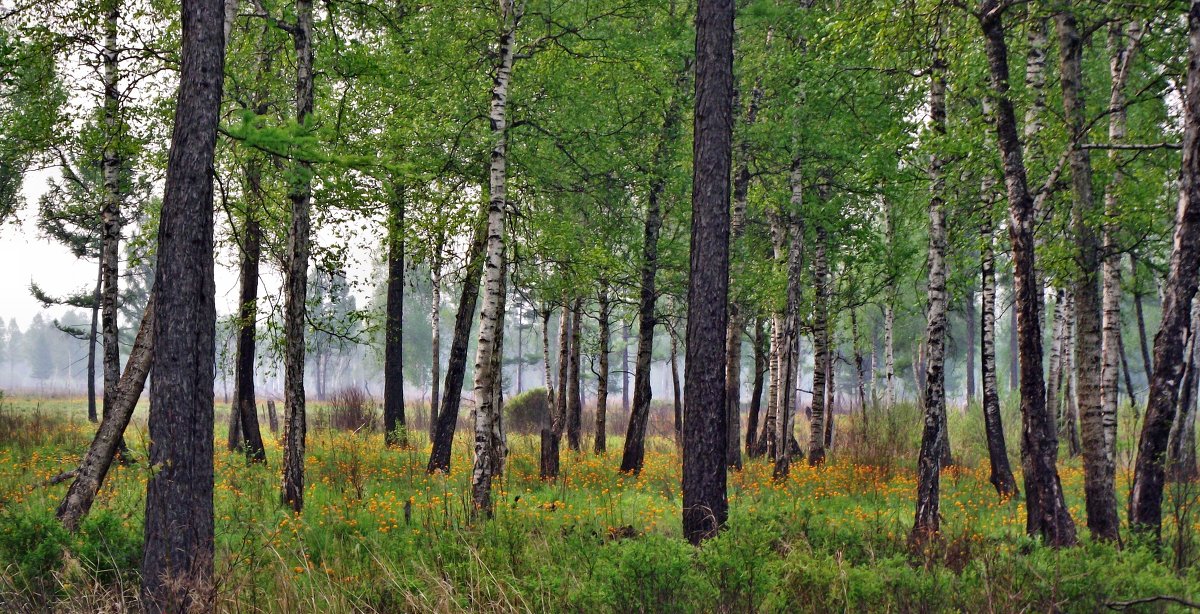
0, 393, 1197, 612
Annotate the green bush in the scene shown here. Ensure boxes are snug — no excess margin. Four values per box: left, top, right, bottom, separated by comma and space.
505, 388, 549, 434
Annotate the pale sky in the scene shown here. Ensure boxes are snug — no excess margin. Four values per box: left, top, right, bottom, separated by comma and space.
0, 167, 382, 330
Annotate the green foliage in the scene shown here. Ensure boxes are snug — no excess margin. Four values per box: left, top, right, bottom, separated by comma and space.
504, 387, 548, 434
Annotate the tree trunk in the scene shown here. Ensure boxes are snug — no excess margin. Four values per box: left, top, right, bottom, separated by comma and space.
1103, 18, 1139, 482
430, 249, 442, 438
566, 297, 583, 451
1061, 297, 1082, 457
1130, 2, 1200, 531
671, 325, 683, 448
1047, 290, 1067, 441
1008, 297, 1020, 393
772, 155, 805, 480
228, 173, 265, 462
1167, 299, 1200, 480
723, 74, 761, 472
809, 228, 831, 467
913, 54, 950, 544
724, 314, 743, 469
471, 0, 519, 516
140, 0, 224, 600
87, 263, 100, 423
682, 0, 733, 545
281, 0, 314, 514
1120, 322, 1138, 409
100, 0, 127, 459
427, 218, 488, 473
966, 282, 977, 405
487, 250, 508, 478
384, 184, 407, 447
58, 297, 154, 531
761, 312, 781, 459
1133, 253, 1154, 379
977, 0, 1077, 546
595, 286, 611, 454
620, 70, 684, 474
1057, 7, 1120, 540
539, 306, 558, 478
746, 317, 766, 456
981, 218, 1019, 497
622, 322, 630, 415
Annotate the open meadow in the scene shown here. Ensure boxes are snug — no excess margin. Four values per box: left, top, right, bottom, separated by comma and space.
1, 394, 1197, 612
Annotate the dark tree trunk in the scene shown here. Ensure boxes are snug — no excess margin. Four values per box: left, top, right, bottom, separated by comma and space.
140, 0, 224, 601
595, 285, 611, 454
622, 322, 630, 414
430, 248, 442, 437
1129, 0, 1200, 534
772, 156, 806, 480
58, 297, 154, 531
1057, 7, 1120, 541
567, 297, 583, 451
427, 215, 487, 473
281, 0, 314, 514
1009, 296, 1020, 393
228, 185, 265, 462
746, 317, 766, 456
620, 72, 684, 473
808, 229, 831, 467
1167, 300, 1200, 480
384, 184, 407, 447
671, 325, 683, 448
1120, 326, 1138, 408
682, 0, 733, 545
87, 263, 100, 423
1133, 254, 1154, 378
981, 220, 1019, 497
978, 0, 1077, 546
966, 281, 977, 405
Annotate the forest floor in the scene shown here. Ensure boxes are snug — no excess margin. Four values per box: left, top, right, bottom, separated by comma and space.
0, 394, 1198, 612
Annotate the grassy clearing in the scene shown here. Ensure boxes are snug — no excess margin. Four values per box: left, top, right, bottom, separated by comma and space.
0, 394, 1197, 612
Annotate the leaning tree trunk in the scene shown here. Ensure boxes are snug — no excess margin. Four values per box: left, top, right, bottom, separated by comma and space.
1057, 6, 1120, 541
620, 75, 683, 474
1130, 5, 1200, 531
100, 0, 127, 459
978, 0, 1077, 546
913, 54, 950, 545
427, 214, 487, 473
281, 0, 314, 514
384, 183, 407, 447
566, 297, 583, 452
140, 0, 224, 601
809, 227, 831, 467
470, 0, 519, 516
228, 171, 265, 462
981, 216, 1018, 498
682, 0, 733, 545
58, 297, 154, 531
595, 285, 611, 454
